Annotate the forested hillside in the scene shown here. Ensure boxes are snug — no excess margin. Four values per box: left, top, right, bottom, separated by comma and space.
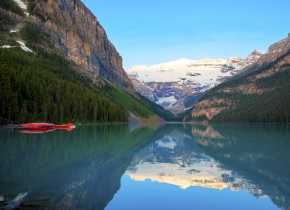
0, 46, 129, 123
0, 11, 155, 123
185, 50, 290, 124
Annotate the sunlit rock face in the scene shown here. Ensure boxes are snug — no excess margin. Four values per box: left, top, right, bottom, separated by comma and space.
125, 129, 260, 194
43, 0, 135, 94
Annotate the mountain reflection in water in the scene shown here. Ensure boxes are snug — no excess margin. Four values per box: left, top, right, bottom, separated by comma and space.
126, 128, 239, 190
0, 124, 289, 209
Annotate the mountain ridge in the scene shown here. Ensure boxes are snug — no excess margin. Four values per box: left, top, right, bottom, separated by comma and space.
127, 50, 265, 114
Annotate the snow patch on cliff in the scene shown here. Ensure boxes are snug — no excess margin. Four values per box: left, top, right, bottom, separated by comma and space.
156, 96, 179, 109
1, 45, 14, 49
17, 41, 35, 53
12, 0, 29, 16
12, 0, 27, 9
157, 96, 177, 106
2, 41, 35, 53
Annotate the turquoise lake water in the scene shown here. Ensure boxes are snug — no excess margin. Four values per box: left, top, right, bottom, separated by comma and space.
0, 123, 289, 209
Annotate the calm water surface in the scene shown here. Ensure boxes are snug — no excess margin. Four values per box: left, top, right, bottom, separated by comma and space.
0, 123, 289, 209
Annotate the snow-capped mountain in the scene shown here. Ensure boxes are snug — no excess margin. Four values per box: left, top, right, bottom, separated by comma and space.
128, 58, 227, 84
127, 51, 264, 114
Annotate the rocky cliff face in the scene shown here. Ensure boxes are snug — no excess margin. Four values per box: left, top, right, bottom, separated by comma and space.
252, 33, 290, 67
1, 0, 135, 95
234, 34, 290, 75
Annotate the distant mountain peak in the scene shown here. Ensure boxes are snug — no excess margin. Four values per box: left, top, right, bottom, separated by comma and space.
252, 49, 266, 54
247, 50, 266, 58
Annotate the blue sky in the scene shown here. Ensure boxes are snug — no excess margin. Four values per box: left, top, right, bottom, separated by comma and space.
81, 0, 289, 70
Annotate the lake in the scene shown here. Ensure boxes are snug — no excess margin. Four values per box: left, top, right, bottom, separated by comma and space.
0, 123, 289, 209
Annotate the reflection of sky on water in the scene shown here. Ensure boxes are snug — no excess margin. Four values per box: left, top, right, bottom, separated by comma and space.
127, 153, 234, 190
125, 129, 245, 191
156, 135, 177, 150
106, 175, 278, 210
106, 126, 283, 210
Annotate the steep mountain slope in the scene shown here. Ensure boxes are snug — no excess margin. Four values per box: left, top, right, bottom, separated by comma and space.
0, 0, 135, 94
127, 52, 264, 114
185, 49, 290, 123
0, 0, 160, 123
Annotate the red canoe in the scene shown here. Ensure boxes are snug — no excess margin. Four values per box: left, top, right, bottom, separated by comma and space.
54, 123, 74, 129
19, 123, 55, 130
19, 122, 74, 132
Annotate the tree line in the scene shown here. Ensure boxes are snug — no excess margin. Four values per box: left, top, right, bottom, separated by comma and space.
0, 46, 128, 124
